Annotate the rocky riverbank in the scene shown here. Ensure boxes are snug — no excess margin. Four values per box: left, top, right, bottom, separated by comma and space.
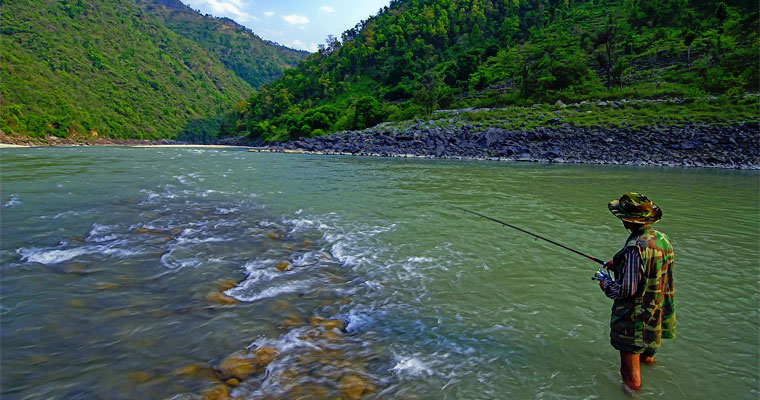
262, 122, 759, 169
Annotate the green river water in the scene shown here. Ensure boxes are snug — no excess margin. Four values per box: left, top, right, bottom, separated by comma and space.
1, 147, 758, 399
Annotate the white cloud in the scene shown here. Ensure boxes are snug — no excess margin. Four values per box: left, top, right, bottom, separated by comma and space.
283, 14, 309, 25
286, 40, 318, 53
319, 6, 335, 13
187, 0, 253, 22
263, 11, 274, 17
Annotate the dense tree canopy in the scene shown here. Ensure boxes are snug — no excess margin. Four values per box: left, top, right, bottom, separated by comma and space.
225, 0, 758, 142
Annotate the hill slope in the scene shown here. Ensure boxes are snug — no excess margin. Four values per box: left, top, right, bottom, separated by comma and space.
0, 0, 305, 141
136, 0, 308, 88
224, 0, 758, 142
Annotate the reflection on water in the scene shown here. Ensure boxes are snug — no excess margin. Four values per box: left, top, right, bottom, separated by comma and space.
1, 147, 758, 399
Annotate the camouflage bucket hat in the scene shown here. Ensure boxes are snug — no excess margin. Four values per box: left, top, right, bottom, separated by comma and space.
608, 192, 662, 224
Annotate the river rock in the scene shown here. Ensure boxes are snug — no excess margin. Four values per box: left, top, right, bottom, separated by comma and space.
68, 299, 86, 307
62, 262, 87, 274
206, 291, 238, 305
253, 346, 278, 367
338, 374, 368, 400
275, 261, 293, 271
200, 384, 229, 400
321, 319, 345, 331
173, 364, 210, 377
270, 299, 291, 312
128, 371, 150, 383
216, 279, 237, 291
132, 227, 164, 235
95, 282, 119, 290
217, 351, 256, 380
281, 313, 302, 329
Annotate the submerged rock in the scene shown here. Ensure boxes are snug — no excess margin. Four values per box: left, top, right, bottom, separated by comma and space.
132, 227, 165, 235
215, 279, 237, 291
128, 371, 150, 383
217, 346, 277, 382
217, 351, 256, 380
206, 291, 238, 305
270, 299, 291, 312
95, 282, 119, 290
281, 313, 302, 329
200, 384, 229, 400
338, 374, 368, 400
68, 299, 86, 307
61, 262, 87, 274
321, 319, 345, 331
254, 346, 278, 367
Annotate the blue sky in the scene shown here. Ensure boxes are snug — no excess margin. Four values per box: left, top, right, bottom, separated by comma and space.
183, 0, 391, 52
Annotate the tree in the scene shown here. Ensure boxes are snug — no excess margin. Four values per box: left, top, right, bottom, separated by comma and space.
352, 96, 383, 129
683, 29, 698, 70
595, 15, 620, 89
714, 2, 728, 58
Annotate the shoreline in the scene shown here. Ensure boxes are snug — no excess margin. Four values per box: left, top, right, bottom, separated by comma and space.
3, 122, 758, 169
248, 147, 760, 169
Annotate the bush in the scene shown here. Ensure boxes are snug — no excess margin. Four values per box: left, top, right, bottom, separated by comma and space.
352, 96, 384, 129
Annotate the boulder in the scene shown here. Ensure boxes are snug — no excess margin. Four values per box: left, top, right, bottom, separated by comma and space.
275, 261, 293, 271
217, 351, 256, 380
254, 346, 278, 367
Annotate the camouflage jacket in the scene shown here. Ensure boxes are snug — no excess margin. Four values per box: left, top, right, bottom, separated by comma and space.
609, 228, 676, 349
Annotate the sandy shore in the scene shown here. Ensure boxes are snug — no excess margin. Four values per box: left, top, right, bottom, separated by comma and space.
0, 143, 29, 148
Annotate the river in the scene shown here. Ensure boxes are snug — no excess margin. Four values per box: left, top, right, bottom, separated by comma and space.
1, 147, 758, 399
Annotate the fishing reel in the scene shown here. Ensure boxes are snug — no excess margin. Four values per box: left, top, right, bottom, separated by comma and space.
591, 268, 612, 281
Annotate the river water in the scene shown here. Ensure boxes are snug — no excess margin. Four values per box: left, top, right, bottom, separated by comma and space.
1, 147, 758, 399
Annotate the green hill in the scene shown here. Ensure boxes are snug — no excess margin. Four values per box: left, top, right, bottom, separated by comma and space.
0, 0, 305, 141
136, 0, 308, 88
224, 0, 758, 142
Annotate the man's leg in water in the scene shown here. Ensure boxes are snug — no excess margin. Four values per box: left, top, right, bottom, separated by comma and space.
619, 351, 642, 391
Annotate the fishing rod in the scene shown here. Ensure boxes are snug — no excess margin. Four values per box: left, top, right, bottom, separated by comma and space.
454, 206, 606, 266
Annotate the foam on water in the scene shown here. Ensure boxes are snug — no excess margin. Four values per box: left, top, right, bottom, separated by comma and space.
391, 355, 434, 377
87, 223, 119, 242
16, 240, 142, 265
3, 195, 21, 208
17, 247, 92, 265
229, 281, 309, 302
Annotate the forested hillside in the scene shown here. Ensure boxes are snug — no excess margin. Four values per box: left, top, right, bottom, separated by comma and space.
224, 0, 758, 142
0, 0, 304, 141
136, 0, 308, 88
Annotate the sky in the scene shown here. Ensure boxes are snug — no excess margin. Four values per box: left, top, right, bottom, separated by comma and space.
183, 0, 391, 52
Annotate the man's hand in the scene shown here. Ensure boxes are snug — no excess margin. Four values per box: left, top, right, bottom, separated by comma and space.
604, 260, 614, 270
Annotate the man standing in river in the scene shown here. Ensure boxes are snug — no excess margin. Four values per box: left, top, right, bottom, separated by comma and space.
598, 192, 676, 392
